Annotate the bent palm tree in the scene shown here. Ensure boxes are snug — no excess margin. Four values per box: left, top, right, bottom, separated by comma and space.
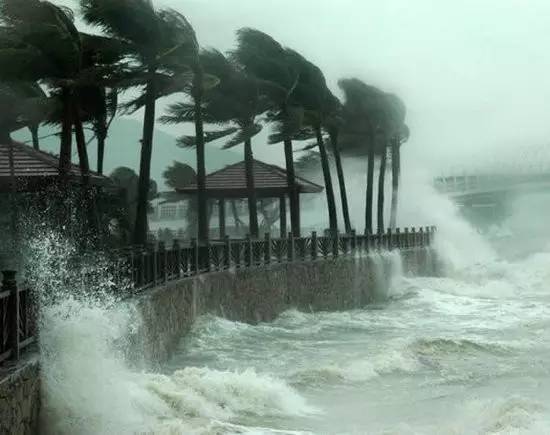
81, 0, 196, 244
285, 50, 338, 233
384, 94, 409, 230
0, 0, 87, 178
162, 50, 268, 237
338, 79, 386, 234
324, 94, 352, 234
233, 28, 304, 236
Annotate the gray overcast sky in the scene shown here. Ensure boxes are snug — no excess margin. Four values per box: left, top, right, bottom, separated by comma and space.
61, 0, 550, 173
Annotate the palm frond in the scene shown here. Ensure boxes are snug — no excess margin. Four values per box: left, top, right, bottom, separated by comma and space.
222, 123, 262, 149
80, 0, 160, 54
176, 127, 239, 149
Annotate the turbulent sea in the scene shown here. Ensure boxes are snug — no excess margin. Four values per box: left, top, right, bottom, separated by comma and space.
34, 192, 550, 435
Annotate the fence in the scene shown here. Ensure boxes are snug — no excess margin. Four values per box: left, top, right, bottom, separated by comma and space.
122, 226, 437, 291
0, 271, 36, 366
0, 226, 435, 367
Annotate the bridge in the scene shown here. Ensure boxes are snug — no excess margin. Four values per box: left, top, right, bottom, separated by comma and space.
435, 172, 550, 204
434, 172, 550, 227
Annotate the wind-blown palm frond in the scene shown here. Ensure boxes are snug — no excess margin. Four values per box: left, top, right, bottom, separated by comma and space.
222, 123, 262, 149
80, 0, 160, 56
176, 127, 238, 149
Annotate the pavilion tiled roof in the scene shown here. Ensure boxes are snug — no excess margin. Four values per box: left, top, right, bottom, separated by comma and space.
0, 141, 109, 192
176, 159, 323, 196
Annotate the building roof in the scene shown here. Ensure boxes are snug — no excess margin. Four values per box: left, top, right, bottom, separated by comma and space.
176, 159, 323, 198
0, 141, 109, 192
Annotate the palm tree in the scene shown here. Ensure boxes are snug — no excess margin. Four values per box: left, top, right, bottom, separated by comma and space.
283, 50, 338, 233
166, 50, 268, 238
324, 94, 352, 234
338, 79, 385, 234
79, 32, 124, 175
0, 80, 52, 146
233, 28, 304, 236
80, 0, 197, 245
0, 0, 88, 178
384, 94, 409, 230
376, 144, 388, 233
375, 93, 409, 233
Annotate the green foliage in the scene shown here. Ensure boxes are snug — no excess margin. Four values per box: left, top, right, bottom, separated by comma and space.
162, 161, 196, 189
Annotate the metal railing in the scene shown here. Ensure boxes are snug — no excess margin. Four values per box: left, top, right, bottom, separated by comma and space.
0, 271, 36, 366
122, 226, 437, 291
0, 226, 436, 367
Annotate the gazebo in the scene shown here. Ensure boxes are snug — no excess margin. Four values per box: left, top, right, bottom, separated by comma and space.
176, 159, 323, 238
0, 140, 111, 270
0, 140, 108, 192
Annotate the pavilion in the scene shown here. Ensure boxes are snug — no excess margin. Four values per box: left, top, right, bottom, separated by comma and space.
176, 159, 323, 238
0, 140, 111, 269
0, 140, 108, 192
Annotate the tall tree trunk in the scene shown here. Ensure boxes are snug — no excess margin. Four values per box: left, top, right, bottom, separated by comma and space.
59, 87, 73, 180
29, 125, 40, 150
133, 73, 156, 245
377, 145, 388, 233
389, 137, 400, 230
73, 101, 99, 235
244, 137, 259, 238
315, 126, 338, 233
365, 137, 375, 234
284, 139, 300, 236
330, 129, 352, 234
73, 104, 91, 186
194, 69, 208, 243
96, 125, 107, 175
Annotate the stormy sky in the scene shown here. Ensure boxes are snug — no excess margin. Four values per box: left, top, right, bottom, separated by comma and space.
61, 0, 550, 174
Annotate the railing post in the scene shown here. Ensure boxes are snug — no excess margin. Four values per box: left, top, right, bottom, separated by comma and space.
426, 227, 431, 246
3, 271, 20, 361
224, 236, 231, 269
159, 241, 168, 284
287, 232, 295, 262
332, 231, 339, 257
404, 228, 410, 249
173, 239, 181, 278
191, 238, 199, 275
311, 231, 318, 260
264, 233, 271, 265
419, 227, 425, 247
385, 228, 392, 250
351, 230, 357, 253
148, 243, 158, 286
139, 247, 146, 288
395, 228, 401, 249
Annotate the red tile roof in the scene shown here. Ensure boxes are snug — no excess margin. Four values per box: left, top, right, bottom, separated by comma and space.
0, 141, 109, 192
176, 159, 323, 197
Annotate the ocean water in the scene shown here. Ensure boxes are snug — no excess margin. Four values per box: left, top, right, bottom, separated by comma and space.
32, 191, 550, 434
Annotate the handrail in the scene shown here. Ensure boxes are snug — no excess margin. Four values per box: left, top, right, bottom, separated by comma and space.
0, 226, 436, 367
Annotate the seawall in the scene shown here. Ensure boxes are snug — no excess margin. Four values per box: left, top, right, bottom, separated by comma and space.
129, 247, 439, 366
0, 246, 439, 433
0, 354, 40, 435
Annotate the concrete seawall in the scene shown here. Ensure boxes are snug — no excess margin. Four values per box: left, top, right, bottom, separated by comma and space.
0, 355, 40, 435
0, 246, 439, 433
130, 247, 439, 366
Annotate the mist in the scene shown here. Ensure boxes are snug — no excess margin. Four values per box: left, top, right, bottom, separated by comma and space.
54, 0, 550, 175
154, 0, 550, 171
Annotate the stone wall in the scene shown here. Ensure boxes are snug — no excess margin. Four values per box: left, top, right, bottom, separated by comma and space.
0, 355, 40, 435
130, 247, 439, 366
